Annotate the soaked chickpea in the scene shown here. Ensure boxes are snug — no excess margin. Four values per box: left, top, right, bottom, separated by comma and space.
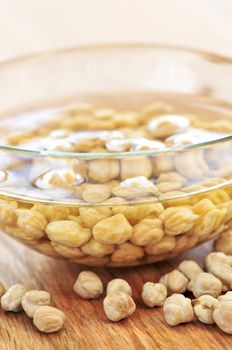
0, 100, 232, 267
147, 115, 190, 139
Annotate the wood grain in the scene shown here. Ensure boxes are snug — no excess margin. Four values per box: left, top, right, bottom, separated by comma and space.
0, 233, 231, 350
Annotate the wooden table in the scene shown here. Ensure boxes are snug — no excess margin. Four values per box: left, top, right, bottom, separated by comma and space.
0, 233, 231, 350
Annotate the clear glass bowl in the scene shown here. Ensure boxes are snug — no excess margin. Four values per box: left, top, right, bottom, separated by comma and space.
0, 44, 232, 266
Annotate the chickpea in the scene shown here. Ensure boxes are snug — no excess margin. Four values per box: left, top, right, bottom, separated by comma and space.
147, 115, 190, 139
152, 156, 174, 176
93, 214, 133, 245
158, 191, 186, 201
174, 232, 198, 252
165, 130, 199, 147
159, 269, 188, 295
35, 241, 60, 258
112, 176, 158, 200
22, 290, 51, 318
33, 204, 70, 221
0, 199, 17, 226
81, 184, 111, 203
206, 252, 232, 268
81, 238, 115, 258
187, 272, 222, 298
213, 301, 232, 334
205, 252, 232, 288
145, 235, 176, 256
192, 198, 215, 216
120, 158, 152, 181
192, 295, 219, 324
46, 220, 91, 247
218, 201, 232, 224
1, 284, 27, 312
35, 169, 78, 189
156, 172, 187, 186
88, 159, 120, 183
156, 181, 182, 193
107, 279, 132, 296
131, 218, 164, 246
133, 139, 165, 151
73, 271, 103, 299
16, 209, 47, 239
103, 291, 136, 322
214, 230, 232, 255
218, 291, 232, 302
207, 190, 230, 205
106, 137, 157, 152
110, 242, 144, 263
33, 306, 65, 333
79, 206, 112, 228
52, 242, 86, 259
178, 260, 203, 280
174, 151, 209, 180
160, 207, 198, 236
112, 202, 164, 226
163, 294, 194, 326
142, 282, 167, 308
194, 208, 226, 239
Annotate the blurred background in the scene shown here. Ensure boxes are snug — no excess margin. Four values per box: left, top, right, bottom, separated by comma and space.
0, 0, 231, 61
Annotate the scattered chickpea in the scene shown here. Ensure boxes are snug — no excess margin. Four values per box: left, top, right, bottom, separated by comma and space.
205, 252, 232, 289
187, 272, 222, 298
33, 306, 65, 333
218, 291, 232, 302
73, 271, 103, 299
1, 284, 27, 312
106, 279, 132, 296
213, 301, 232, 334
205, 252, 232, 268
103, 291, 136, 322
142, 282, 167, 308
163, 294, 194, 326
22, 290, 51, 318
192, 295, 219, 324
159, 269, 189, 295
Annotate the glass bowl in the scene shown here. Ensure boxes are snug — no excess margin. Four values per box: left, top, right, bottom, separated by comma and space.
0, 43, 232, 266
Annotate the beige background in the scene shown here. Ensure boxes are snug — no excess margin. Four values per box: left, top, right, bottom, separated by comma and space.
0, 0, 232, 61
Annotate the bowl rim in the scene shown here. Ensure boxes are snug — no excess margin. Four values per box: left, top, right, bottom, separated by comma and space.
1, 42, 232, 159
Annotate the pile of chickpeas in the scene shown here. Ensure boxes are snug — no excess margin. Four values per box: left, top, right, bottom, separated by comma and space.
0, 283, 65, 333
0, 102, 232, 266
1, 235, 232, 335
74, 246, 232, 334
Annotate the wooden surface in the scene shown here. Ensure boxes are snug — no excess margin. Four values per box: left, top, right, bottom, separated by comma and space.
0, 234, 231, 350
